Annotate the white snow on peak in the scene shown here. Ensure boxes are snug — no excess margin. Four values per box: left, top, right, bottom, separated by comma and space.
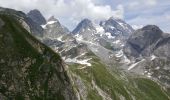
47, 21, 57, 25
95, 26, 105, 33
150, 55, 157, 60
105, 32, 115, 39
128, 59, 145, 70
41, 21, 57, 29
118, 22, 131, 32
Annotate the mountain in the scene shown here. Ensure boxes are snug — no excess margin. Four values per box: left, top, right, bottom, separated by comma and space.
1, 7, 170, 100
71, 18, 134, 64
124, 25, 163, 60
72, 18, 96, 34
42, 16, 70, 39
38, 13, 170, 100
27, 9, 46, 26
0, 13, 77, 99
123, 25, 170, 91
0, 7, 44, 38
100, 17, 134, 37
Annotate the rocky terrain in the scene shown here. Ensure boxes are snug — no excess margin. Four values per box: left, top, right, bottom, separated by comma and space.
0, 10, 76, 100
123, 25, 170, 92
0, 7, 170, 100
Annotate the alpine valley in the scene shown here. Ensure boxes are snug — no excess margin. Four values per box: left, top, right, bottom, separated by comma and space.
0, 7, 170, 100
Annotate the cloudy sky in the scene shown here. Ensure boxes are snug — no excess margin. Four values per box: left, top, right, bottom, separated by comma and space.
0, 0, 170, 32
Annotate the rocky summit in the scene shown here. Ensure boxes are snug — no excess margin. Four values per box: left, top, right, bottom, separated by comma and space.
0, 7, 170, 100
27, 9, 46, 26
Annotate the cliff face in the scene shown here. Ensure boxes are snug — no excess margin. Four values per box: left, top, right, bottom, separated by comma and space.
0, 14, 76, 100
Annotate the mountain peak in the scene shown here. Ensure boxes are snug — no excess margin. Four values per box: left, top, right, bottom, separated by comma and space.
141, 25, 163, 33
47, 16, 59, 22
72, 18, 95, 34
27, 9, 46, 25
81, 18, 92, 24
100, 17, 134, 36
108, 16, 122, 21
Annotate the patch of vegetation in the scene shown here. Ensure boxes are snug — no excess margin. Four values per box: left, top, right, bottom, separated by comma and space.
68, 51, 170, 100
0, 14, 74, 99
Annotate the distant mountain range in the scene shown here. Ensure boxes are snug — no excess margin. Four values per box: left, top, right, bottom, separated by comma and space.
0, 7, 170, 100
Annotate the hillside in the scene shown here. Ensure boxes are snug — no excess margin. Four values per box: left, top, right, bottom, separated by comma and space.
0, 14, 76, 100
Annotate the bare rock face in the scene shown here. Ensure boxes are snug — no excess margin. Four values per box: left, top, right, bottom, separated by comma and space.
100, 17, 134, 37
27, 9, 46, 26
124, 25, 163, 60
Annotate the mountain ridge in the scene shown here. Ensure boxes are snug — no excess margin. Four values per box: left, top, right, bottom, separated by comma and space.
0, 7, 170, 100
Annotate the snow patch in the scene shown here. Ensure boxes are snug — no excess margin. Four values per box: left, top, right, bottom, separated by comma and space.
115, 50, 124, 58
64, 56, 92, 66
47, 21, 57, 25
75, 34, 83, 41
57, 36, 63, 41
147, 72, 152, 78
123, 55, 131, 64
113, 40, 120, 44
150, 55, 157, 60
128, 59, 145, 70
41, 25, 46, 29
41, 21, 57, 29
96, 26, 105, 33
105, 32, 115, 39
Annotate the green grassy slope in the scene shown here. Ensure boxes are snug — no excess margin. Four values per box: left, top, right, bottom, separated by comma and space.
0, 14, 76, 100
68, 52, 170, 100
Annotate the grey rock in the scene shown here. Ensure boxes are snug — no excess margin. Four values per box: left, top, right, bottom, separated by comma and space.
100, 17, 134, 37
72, 18, 95, 34
27, 9, 46, 26
124, 25, 163, 60
0, 7, 44, 37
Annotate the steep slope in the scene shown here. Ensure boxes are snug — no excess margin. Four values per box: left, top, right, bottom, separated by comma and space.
68, 51, 170, 100
124, 25, 163, 60
27, 9, 46, 26
0, 7, 44, 38
38, 15, 170, 100
14, 8, 170, 100
100, 17, 134, 37
72, 18, 133, 64
42, 16, 70, 39
0, 14, 77, 100
123, 25, 170, 91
